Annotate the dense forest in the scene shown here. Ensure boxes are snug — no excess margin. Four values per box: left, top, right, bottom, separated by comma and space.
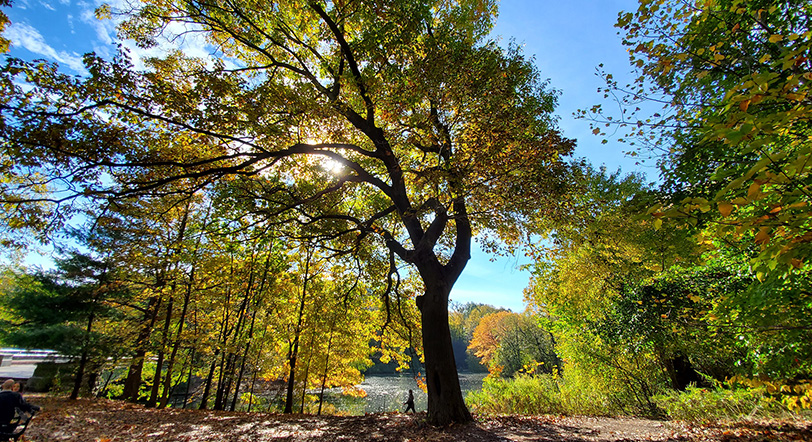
0, 0, 810, 427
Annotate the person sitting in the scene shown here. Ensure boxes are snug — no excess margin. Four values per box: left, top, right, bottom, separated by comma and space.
0, 379, 39, 436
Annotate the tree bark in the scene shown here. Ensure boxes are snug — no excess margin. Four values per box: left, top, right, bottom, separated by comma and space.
70, 310, 95, 400
198, 351, 219, 410
122, 295, 161, 402
148, 297, 173, 407
317, 324, 335, 415
284, 244, 312, 414
159, 279, 192, 408
419, 279, 472, 424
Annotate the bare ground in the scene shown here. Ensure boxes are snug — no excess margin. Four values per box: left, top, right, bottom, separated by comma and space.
16, 395, 812, 441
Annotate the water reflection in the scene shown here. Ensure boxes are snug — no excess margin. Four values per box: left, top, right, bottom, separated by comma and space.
320, 372, 487, 415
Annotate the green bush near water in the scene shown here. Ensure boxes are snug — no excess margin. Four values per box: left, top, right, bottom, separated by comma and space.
466, 373, 613, 416
466, 374, 563, 415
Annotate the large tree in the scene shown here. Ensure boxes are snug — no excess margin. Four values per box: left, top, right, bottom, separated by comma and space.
0, 0, 573, 423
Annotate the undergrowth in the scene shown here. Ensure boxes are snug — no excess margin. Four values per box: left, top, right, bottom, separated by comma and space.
466, 374, 812, 423
466, 373, 616, 416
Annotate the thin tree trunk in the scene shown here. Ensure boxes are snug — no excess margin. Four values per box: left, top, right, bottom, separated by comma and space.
284, 245, 312, 414
317, 325, 335, 415
70, 310, 96, 400
284, 336, 301, 414
183, 347, 195, 409
148, 297, 174, 407
248, 320, 270, 413
247, 359, 258, 413
156, 197, 198, 408
198, 352, 219, 410
229, 343, 249, 411
159, 276, 192, 408
230, 309, 256, 412
70, 351, 88, 400
299, 334, 315, 414
213, 351, 230, 410
122, 295, 162, 402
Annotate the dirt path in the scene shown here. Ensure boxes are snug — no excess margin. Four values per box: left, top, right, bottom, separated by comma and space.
18, 396, 812, 441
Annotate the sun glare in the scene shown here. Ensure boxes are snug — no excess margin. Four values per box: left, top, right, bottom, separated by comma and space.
305, 138, 344, 176
320, 157, 344, 175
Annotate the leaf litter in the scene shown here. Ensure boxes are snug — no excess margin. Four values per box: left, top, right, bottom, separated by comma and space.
18, 395, 812, 441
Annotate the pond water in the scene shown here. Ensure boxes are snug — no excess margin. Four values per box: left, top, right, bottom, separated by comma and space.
319, 372, 487, 415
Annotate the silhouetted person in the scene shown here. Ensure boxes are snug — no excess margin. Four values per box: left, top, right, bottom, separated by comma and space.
403, 389, 415, 413
0, 379, 39, 437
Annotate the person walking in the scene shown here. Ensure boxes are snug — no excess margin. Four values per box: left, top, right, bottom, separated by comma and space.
403, 389, 415, 413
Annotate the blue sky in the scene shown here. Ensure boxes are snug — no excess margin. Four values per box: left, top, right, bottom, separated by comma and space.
2, 0, 650, 312
454, 0, 651, 312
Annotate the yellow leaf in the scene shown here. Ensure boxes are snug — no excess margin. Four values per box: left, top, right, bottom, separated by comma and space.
654, 218, 663, 230
739, 99, 751, 111
769, 34, 783, 43
718, 202, 734, 217
755, 227, 770, 245
747, 182, 762, 199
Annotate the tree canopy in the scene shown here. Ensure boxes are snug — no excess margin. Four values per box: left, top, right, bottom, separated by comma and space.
584, 0, 812, 279
0, 0, 573, 424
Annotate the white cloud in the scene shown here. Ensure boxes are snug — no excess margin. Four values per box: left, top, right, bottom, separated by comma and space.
3, 22, 87, 73
39, 1, 56, 11
79, 5, 114, 46
75, 0, 220, 71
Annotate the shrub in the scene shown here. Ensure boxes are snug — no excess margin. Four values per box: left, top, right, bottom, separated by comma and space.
466, 371, 626, 416
467, 373, 565, 415
651, 385, 797, 423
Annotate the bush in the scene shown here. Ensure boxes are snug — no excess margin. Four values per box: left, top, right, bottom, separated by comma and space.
466, 371, 624, 416
652, 385, 795, 423
467, 374, 564, 415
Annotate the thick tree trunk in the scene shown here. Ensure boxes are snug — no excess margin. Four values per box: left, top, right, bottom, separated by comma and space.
420, 281, 472, 424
